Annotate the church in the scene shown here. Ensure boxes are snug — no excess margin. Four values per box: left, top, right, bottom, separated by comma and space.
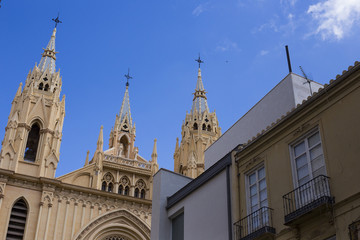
0, 25, 159, 240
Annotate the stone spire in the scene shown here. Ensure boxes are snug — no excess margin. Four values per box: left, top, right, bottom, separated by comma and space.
174, 62, 221, 179
191, 68, 209, 114
96, 126, 104, 152
117, 85, 133, 132
151, 139, 158, 163
38, 28, 57, 73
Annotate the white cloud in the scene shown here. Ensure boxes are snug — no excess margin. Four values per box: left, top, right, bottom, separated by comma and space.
216, 39, 240, 52
307, 0, 360, 40
192, 3, 210, 16
260, 50, 269, 56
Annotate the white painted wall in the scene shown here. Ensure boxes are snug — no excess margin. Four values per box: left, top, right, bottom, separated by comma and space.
167, 170, 229, 240
205, 73, 323, 169
151, 169, 192, 240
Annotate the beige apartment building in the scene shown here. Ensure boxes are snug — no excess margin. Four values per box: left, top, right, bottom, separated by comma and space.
0, 26, 157, 240
232, 61, 360, 239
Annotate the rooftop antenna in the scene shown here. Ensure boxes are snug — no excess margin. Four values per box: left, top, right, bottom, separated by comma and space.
299, 66, 313, 95
285, 45, 292, 73
124, 68, 133, 87
195, 53, 204, 68
52, 13, 62, 28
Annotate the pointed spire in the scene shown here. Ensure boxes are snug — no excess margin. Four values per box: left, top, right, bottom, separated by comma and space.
96, 126, 104, 151
15, 82, 22, 97
175, 137, 179, 152
84, 150, 90, 166
151, 139, 158, 162
118, 85, 132, 130
191, 68, 209, 114
38, 28, 57, 73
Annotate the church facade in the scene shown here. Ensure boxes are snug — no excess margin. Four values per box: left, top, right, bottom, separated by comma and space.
0, 26, 157, 240
173, 66, 221, 178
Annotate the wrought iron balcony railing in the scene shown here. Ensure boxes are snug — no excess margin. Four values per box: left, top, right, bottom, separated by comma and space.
234, 207, 275, 240
282, 175, 334, 224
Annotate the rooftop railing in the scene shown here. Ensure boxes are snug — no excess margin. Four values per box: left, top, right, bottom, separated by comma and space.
283, 175, 334, 224
234, 207, 275, 240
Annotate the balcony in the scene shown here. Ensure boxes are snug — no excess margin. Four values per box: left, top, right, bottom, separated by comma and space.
234, 207, 275, 240
283, 175, 334, 225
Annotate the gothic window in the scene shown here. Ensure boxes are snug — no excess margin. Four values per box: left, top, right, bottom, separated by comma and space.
24, 123, 41, 162
108, 183, 113, 192
101, 172, 114, 192
6, 199, 28, 240
38, 82, 44, 90
207, 125, 211, 131
119, 176, 130, 195
135, 179, 146, 199
124, 186, 129, 195
135, 188, 139, 198
193, 123, 198, 130
140, 189, 145, 199
44, 84, 49, 92
119, 136, 129, 157
101, 181, 107, 191
202, 124, 206, 130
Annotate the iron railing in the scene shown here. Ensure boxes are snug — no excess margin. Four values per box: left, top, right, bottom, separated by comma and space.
283, 175, 334, 224
234, 207, 275, 240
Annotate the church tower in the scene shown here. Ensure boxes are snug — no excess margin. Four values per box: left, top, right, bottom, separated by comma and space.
0, 27, 65, 178
174, 57, 221, 178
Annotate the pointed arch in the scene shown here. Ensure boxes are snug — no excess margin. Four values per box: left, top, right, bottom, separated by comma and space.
135, 179, 146, 199
6, 197, 29, 240
193, 122, 198, 130
102, 172, 115, 192
119, 176, 130, 195
24, 122, 41, 162
202, 123, 206, 130
118, 135, 130, 157
73, 209, 150, 240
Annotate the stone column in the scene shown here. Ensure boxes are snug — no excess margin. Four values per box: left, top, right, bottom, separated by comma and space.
44, 203, 53, 239
61, 201, 70, 240
53, 199, 62, 240
90, 205, 94, 220
34, 202, 44, 240
80, 204, 86, 227
71, 202, 78, 237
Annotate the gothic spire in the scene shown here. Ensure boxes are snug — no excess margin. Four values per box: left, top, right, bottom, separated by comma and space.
38, 28, 57, 73
191, 68, 209, 114
151, 139, 158, 163
118, 84, 132, 131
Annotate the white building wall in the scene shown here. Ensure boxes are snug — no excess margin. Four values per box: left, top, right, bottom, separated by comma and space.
151, 169, 192, 240
205, 73, 323, 169
167, 170, 229, 240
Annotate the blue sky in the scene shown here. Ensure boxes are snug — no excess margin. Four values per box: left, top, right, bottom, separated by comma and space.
1, 0, 360, 176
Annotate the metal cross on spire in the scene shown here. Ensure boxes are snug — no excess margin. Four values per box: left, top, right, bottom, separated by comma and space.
52, 13, 62, 28
124, 68, 133, 87
195, 53, 204, 68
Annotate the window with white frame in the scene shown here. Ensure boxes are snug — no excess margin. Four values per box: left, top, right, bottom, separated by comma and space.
246, 166, 268, 233
247, 166, 267, 213
291, 129, 326, 187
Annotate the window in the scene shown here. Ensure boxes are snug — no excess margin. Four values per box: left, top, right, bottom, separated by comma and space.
172, 212, 184, 240
6, 199, 28, 240
24, 123, 41, 162
101, 173, 114, 192
291, 130, 326, 187
119, 176, 130, 195
246, 166, 268, 232
193, 123, 198, 130
247, 166, 267, 213
134, 188, 139, 198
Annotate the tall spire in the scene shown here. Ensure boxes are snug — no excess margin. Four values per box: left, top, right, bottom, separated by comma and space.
151, 139, 158, 162
96, 126, 104, 151
38, 28, 57, 73
191, 68, 209, 113
118, 85, 132, 130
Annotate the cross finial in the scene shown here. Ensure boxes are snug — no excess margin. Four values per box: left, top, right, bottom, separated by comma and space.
124, 68, 133, 87
52, 13, 62, 28
195, 53, 204, 68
